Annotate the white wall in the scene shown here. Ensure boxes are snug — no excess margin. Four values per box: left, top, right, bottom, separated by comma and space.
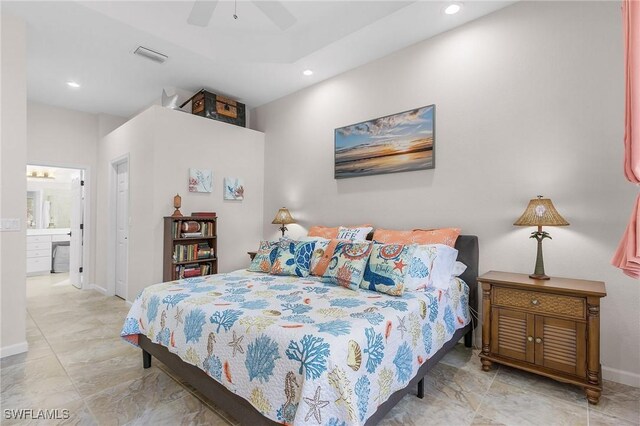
252, 1, 640, 386
27, 101, 127, 286
0, 13, 28, 357
97, 106, 265, 301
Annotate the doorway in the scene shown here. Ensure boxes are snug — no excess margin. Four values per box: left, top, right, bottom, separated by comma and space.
26, 165, 87, 290
113, 158, 129, 300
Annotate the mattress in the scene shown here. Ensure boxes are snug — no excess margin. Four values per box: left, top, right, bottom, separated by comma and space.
121, 270, 470, 425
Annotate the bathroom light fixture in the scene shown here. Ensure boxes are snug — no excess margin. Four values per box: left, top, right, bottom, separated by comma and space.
302, 69, 313, 76
66, 81, 81, 88
444, 3, 461, 15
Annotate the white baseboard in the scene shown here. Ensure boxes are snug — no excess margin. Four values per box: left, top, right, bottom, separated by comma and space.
0, 341, 28, 358
125, 300, 133, 307
602, 365, 640, 388
90, 283, 107, 295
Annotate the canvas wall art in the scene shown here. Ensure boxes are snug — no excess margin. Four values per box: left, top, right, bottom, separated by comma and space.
224, 177, 244, 200
189, 168, 212, 193
334, 104, 435, 179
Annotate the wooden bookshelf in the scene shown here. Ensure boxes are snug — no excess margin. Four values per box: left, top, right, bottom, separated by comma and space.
163, 216, 218, 281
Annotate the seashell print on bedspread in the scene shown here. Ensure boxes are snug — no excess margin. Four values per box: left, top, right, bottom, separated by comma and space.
121, 270, 469, 425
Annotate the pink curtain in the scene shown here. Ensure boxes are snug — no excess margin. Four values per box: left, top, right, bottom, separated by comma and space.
612, 195, 640, 278
613, 0, 640, 277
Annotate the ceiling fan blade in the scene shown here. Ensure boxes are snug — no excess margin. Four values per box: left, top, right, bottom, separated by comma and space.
252, 1, 297, 31
187, 0, 218, 27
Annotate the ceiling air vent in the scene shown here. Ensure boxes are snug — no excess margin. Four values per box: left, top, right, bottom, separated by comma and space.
133, 46, 168, 64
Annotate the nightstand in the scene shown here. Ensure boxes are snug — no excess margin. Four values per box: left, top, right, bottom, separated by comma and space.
478, 271, 606, 404
248, 251, 257, 261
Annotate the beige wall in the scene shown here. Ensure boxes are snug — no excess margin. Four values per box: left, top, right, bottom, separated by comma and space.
27, 101, 126, 286
252, 1, 640, 386
97, 106, 265, 301
1, 13, 28, 356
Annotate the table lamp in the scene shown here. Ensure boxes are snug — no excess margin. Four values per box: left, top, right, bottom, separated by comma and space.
271, 207, 296, 237
514, 195, 569, 280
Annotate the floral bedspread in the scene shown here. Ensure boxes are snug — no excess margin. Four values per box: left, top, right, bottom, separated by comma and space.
121, 270, 470, 425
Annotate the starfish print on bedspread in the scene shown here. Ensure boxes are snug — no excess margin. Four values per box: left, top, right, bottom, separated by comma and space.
174, 307, 184, 325
304, 386, 330, 424
396, 315, 407, 339
227, 331, 245, 357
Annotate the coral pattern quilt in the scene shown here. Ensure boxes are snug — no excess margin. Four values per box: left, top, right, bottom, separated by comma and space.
121, 270, 470, 425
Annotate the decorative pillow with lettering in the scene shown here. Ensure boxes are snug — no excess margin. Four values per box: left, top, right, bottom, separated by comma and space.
247, 241, 279, 273
336, 226, 373, 241
361, 243, 416, 296
308, 224, 374, 240
319, 241, 373, 290
270, 238, 316, 277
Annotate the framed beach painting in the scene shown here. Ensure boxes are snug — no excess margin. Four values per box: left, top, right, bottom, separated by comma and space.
223, 177, 244, 200
334, 104, 435, 179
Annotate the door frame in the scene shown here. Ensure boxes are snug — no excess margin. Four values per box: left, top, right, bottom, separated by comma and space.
26, 162, 91, 290
107, 154, 130, 298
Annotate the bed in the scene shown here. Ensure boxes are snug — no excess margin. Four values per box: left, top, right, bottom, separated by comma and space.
122, 235, 478, 425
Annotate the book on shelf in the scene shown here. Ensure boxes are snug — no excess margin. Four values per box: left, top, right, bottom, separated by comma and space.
175, 262, 213, 279
173, 242, 214, 262
192, 212, 217, 218
181, 232, 203, 238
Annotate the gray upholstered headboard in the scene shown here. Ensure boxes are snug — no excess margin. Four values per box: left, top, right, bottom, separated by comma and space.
454, 235, 479, 329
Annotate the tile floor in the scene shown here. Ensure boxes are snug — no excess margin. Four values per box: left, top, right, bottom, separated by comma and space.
1, 274, 638, 425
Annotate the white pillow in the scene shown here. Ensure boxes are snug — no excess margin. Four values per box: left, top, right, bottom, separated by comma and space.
452, 261, 467, 277
405, 244, 459, 291
299, 236, 331, 272
336, 226, 373, 241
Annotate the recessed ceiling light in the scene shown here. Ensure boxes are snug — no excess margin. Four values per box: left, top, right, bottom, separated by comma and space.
66, 81, 81, 88
302, 69, 313, 76
444, 3, 461, 15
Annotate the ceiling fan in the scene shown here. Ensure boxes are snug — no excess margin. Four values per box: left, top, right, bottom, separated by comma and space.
187, 0, 297, 31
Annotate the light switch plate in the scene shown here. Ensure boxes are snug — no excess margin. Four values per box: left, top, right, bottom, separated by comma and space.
0, 218, 21, 232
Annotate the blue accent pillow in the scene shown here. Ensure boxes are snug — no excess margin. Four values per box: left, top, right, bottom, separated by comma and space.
247, 241, 279, 273
361, 243, 416, 296
270, 238, 316, 277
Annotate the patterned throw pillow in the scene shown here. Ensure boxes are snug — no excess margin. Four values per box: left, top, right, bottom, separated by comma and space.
336, 226, 373, 241
361, 243, 416, 296
373, 227, 461, 247
299, 236, 331, 272
405, 244, 459, 291
320, 241, 373, 290
307, 224, 374, 239
247, 241, 279, 273
270, 239, 316, 277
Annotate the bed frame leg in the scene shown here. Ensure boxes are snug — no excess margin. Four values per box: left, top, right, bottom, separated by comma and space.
464, 329, 473, 348
142, 349, 152, 369
417, 378, 424, 399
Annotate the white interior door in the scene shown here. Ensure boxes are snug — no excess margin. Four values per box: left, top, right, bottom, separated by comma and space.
69, 175, 84, 289
115, 161, 129, 299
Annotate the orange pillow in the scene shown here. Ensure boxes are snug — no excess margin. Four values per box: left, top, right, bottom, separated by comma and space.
308, 224, 373, 239
373, 227, 461, 247
308, 226, 339, 239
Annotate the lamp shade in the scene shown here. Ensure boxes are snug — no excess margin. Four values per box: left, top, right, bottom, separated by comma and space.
514, 196, 569, 227
271, 207, 296, 225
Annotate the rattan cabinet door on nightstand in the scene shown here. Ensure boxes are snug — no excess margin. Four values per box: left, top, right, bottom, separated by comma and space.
479, 271, 606, 404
